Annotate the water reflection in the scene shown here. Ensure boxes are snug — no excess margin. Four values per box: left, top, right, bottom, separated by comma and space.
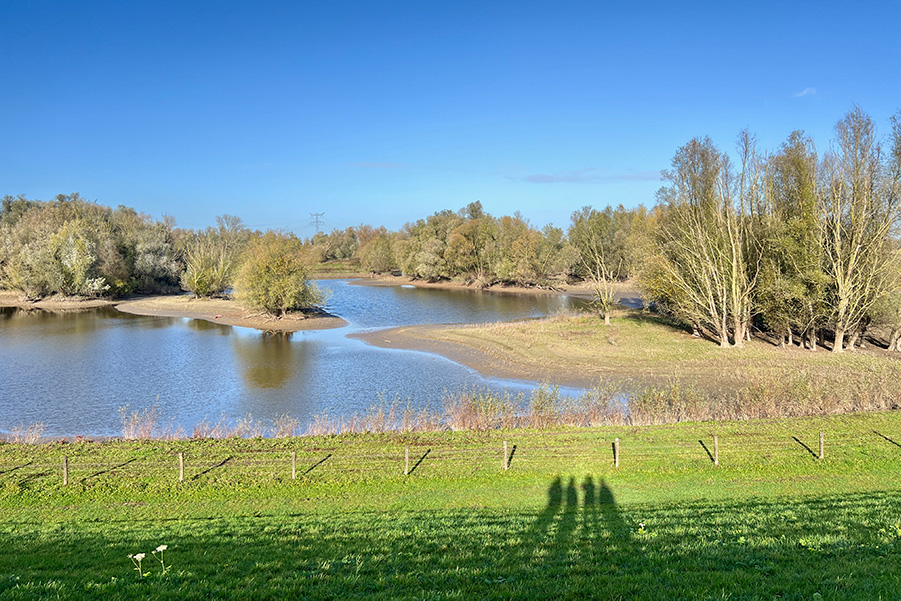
233, 332, 305, 389
1, 306, 103, 336
186, 317, 232, 335
334, 280, 589, 330
0, 281, 589, 436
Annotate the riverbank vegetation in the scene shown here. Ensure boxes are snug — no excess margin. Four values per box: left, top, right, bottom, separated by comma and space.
1, 411, 899, 598
63, 346, 901, 439
2, 107, 900, 341
0, 194, 181, 298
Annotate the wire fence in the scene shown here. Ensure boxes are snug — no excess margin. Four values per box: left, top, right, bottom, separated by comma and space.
1, 426, 899, 491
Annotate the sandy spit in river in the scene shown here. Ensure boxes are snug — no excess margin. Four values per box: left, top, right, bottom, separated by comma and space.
349, 273, 595, 296
0, 291, 117, 311
348, 276, 647, 387
114, 296, 347, 332
349, 323, 596, 387
350, 273, 647, 302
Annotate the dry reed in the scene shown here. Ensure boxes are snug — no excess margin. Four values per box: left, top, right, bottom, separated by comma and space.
271, 413, 301, 438
7, 422, 45, 444
119, 405, 161, 439
13, 369, 895, 445
115, 373, 901, 440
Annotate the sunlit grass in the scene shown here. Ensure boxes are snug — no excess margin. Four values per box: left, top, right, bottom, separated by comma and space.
1, 412, 900, 598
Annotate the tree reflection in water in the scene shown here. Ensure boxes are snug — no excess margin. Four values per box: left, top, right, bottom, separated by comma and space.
232, 331, 307, 390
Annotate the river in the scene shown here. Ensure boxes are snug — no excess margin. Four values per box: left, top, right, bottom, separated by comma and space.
0, 280, 590, 437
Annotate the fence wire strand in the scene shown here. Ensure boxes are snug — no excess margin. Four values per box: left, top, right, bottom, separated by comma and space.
0, 428, 898, 488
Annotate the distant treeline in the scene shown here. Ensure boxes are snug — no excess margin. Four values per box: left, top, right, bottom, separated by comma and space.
0, 192, 644, 302
2, 107, 899, 352
308, 201, 642, 286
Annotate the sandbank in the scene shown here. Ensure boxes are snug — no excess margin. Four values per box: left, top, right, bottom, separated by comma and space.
351, 324, 597, 388
0, 291, 117, 311
349, 277, 647, 387
115, 296, 347, 332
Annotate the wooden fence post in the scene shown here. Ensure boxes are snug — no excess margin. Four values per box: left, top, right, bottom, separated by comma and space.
63, 456, 68, 486
503, 440, 509, 471
714, 435, 719, 467
178, 452, 184, 482
819, 431, 824, 460
614, 437, 620, 468
292, 451, 297, 480
404, 445, 410, 476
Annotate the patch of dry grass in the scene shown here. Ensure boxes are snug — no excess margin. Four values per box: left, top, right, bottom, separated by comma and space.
428, 309, 901, 394
299, 369, 899, 435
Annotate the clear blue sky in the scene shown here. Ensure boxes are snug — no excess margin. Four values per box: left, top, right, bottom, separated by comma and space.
2, 0, 899, 235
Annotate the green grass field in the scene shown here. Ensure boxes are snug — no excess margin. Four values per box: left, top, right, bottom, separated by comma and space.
2, 411, 900, 599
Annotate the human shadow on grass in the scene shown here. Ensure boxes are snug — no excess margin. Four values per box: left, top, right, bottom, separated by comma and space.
521, 475, 635, 577
504, 481, 901, 598
5, 491, 901, 599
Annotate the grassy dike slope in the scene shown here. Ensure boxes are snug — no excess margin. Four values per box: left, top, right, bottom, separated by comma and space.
2, 412, 900, 599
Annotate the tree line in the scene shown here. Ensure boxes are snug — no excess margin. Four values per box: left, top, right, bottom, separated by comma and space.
1, 107, 899, 352
643, 108, 901, 353
0, 194, 647, 317
0, 197, 324, 317
308, 109, 901, 353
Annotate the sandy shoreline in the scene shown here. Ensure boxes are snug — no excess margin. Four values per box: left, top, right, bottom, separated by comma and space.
114, 296, 347, 332
349, 273, 595, 296
350, 324, 598, 388
1, 290, 346, 332
0, 291, 117, 311
350, 274, 645, 306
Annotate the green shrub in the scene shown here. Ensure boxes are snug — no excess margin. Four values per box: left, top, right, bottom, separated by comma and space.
235, 232, 324, 316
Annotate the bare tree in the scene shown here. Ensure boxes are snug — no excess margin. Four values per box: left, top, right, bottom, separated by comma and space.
584, 240, 618, 325
819, 108, 901, 352
642, 137, 755, 347
570, 207, 625, 324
